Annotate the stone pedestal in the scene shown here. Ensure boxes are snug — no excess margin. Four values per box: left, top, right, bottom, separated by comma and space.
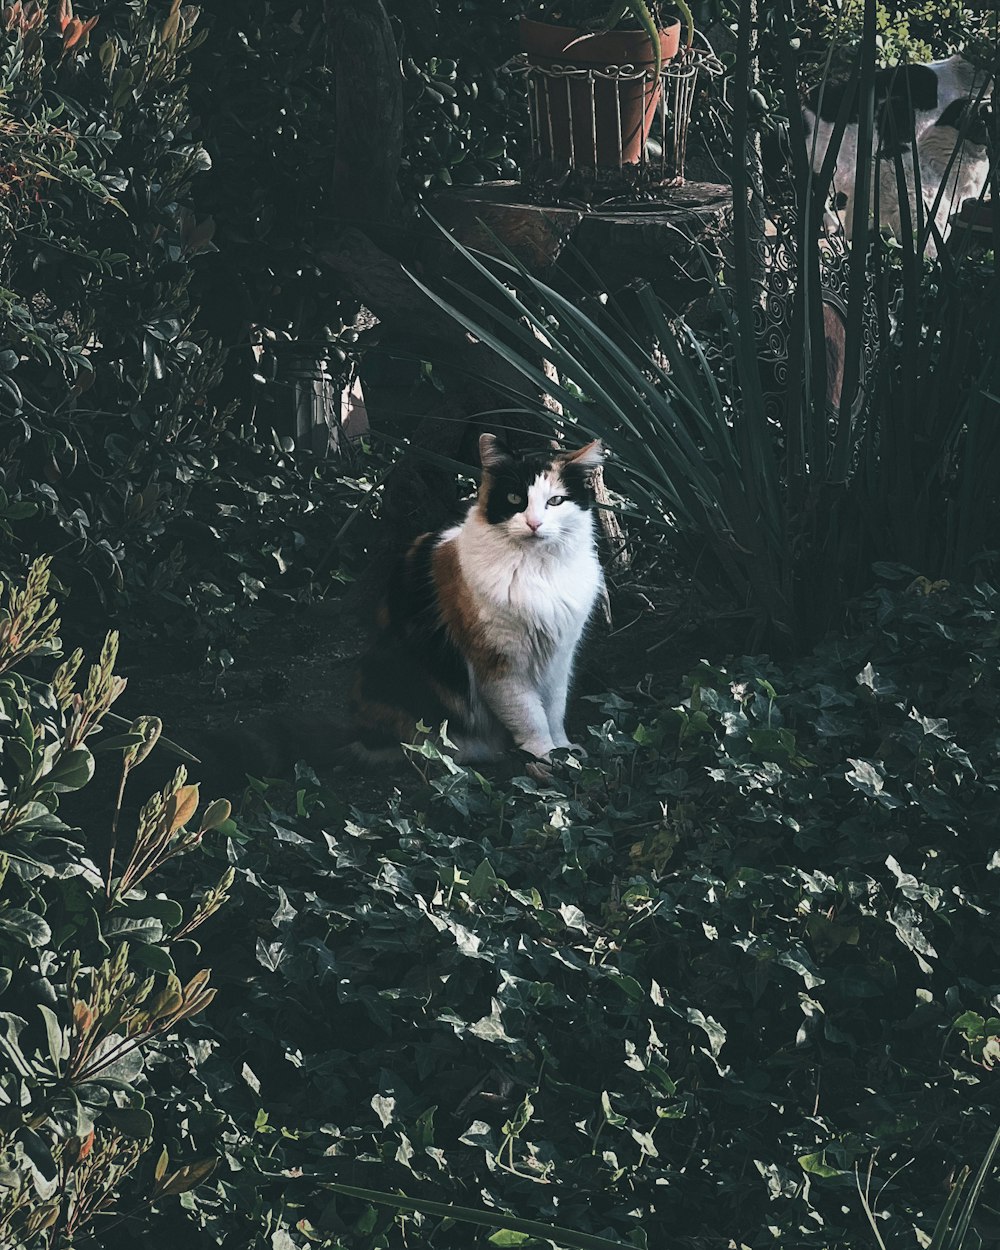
425, 179, 733, 312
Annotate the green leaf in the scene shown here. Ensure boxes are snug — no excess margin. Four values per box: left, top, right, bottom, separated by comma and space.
4, 502, 37, 521
558, 903, 587, 932
47, 747, 95, 793
156, 1158, 217, 1197
467, 859, 498, 901
39, 1003, 68, 1068
954, 1012, 986, 1039
123, 896, 184, 929
92, 732, 147, 753
601, 1091, 627, 1128
606, 972, 644, 1001
797, 1150, 845, 1178
102, 1106, 155, 1138
0, 1012, 34, 1078
102, 713, 199, 763
0, 907, 52, 948
102, 915, 165, 945
128, 942, 176, 974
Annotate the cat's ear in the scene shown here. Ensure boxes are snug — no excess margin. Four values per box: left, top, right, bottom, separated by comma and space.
562, 440, 603, 469
479, 432, 511, 469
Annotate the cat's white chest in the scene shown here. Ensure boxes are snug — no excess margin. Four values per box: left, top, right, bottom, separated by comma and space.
504, 550, 599, 633
455, 523, 601, 663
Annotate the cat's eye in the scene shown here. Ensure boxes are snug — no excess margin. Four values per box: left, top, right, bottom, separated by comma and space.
547, 495, 567, 507
506, 492, 524, 506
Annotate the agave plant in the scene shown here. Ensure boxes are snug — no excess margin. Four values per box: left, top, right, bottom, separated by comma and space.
417, 0, 1000, 652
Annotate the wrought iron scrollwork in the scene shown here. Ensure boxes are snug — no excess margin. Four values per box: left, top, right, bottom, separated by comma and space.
750, 204, 880, 426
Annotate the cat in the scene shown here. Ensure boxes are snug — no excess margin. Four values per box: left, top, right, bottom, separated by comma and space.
802, 54, 991, 237
876, 97, 992, 257
349, 433, 604, 766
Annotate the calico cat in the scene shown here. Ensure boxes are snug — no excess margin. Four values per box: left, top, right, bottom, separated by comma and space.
350, 433, 604, 764
801, 54, 991, 238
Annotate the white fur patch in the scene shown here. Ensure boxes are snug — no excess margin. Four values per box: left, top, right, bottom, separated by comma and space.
803, 54, 991, 241
877, 123, 990, 256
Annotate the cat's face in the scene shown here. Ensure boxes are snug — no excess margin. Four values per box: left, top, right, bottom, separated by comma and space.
475, 434, 602, 546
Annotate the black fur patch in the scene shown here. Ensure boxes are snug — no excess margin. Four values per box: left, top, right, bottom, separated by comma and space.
892, 64, 942, 114
878, 65, 939, 151
483, 461, 535, 526
936, 97, 992, 145
806, 78, 859, 125
482, 447, 595, 526
557, 460, 594, 510
806, 63, 941, 130
936, 98, 969, 129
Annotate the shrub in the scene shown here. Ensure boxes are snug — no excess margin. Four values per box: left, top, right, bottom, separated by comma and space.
0, 558, 232, 1247
798, 2, 994, 74
184, 0, 528, 404
391, 0, 530, 196
0, 0, 224, 611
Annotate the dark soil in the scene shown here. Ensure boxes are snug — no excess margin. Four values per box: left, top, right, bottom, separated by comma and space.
107, 563, 711, 816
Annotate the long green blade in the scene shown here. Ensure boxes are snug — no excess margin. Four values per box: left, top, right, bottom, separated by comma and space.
324, 1181, 642, 1250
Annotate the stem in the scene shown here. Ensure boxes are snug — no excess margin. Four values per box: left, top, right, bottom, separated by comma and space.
105, 761, 131, 904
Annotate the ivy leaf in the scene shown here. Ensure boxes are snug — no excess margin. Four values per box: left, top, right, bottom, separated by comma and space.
372, 1094, 395, 1128
686, 1008, 726, 1058
467, 859, 498, 901
256, 939, 286, 972
845, 758, 901, 807
558, 903, 587, 932
798, 1150, 845, 1178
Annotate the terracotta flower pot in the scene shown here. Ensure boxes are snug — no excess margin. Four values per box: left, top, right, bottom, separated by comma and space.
519, 16, 681, 170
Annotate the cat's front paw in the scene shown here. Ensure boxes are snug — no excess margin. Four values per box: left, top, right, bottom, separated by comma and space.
517, 738, 554, 783
525, 758, 554, 783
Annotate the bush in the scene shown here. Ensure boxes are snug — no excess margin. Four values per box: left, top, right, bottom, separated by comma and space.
184, 0, 354, 391
0, 558, 232, 1247
391, 0, 530, 196
0, 0, 223, 608
142, 572, 1000, 1249
797, 2, 994, 74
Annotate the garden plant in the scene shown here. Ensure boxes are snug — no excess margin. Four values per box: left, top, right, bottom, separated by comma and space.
0, 0, 998, 1248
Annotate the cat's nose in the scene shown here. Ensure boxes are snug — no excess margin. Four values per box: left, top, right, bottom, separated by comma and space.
526, 517, 542, 533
